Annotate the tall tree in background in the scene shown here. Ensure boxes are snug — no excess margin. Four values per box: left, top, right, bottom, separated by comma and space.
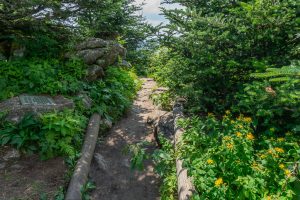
0, 0, 154, 60
153, 0, 299, 112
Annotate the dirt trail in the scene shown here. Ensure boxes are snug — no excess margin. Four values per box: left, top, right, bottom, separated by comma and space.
90, 78, 162, 200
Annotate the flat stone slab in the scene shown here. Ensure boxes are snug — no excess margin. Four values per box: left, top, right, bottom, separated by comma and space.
0, 95, 74, 123
19, 95, 56, 106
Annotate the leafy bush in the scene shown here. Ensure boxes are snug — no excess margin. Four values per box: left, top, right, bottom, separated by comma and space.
0, 110, 87, 160
39, 111, 87, 160
0, 58, 86, 100
178, 114, 300, 199
235, 63, 300, 134
152, 136, 177, 200
0, 114, 42, 154
86, 67, 141, 121
150, 91, 173, 111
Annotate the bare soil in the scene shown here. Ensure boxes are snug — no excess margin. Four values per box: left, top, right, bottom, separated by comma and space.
90, 78, 163, 200
0, 147, 67, 200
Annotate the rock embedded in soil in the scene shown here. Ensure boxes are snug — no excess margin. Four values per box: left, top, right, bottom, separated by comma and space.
3, 149, 20, 161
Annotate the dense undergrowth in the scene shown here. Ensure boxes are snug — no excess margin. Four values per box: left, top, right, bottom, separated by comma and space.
0, 62, 139, 158
132, 0, 300, 199
0, 58, 140, 199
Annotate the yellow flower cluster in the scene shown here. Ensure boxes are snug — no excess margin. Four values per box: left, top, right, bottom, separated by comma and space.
223, 136, 232, 141
237, 115, 252, 123
259, 154, 267, 159
243, 117, 252, 123
279, 164, 285, 169
284, 169, 291, 177
277, 138, 285, 142
274, 147, 285, 153
226, 143, 234, 150
215, 178, 223, 187
235, 124, 244, 129
236, 132, 242, 137
207, 159, 214, 165
246, 133, 255, 140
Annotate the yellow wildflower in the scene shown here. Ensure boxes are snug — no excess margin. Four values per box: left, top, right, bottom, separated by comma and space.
234, 124, 244, 129
277, 138, 285, 142
207, 159, 214, 165
268, 149, 273, 154
230, 120, 235, 124
259, 154, 267, 159
215, 178, 223, 187
279, 164, 285, 169
284, 169, 291, 177
226, 143, 234, 150
246, 133, 255, 140
225, 110, 230, 115
243, 117, 252, 123
274, 147, 284, 153
236, 132, 242, 137
223, 136, 232, 141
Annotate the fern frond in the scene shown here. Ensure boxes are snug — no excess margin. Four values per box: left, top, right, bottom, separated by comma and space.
251, 62, 300, 82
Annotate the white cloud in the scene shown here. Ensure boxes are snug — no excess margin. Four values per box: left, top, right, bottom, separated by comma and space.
134, 0, 182, 25
135, 0, 161, 14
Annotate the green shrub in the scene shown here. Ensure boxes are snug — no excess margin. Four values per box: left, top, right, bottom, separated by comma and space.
0, 114, 42, 154
178, 114, 300, 199
0, 58, 86, 100
86, 67, 140, 121
39, 111, 87, 160
152, 136, 177, 200
150, 91, 173, 111
0, 110, 87, 160
235, 63, 300, 134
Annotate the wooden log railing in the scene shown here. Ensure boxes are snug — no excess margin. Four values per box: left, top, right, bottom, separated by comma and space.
173, 100, 194, 200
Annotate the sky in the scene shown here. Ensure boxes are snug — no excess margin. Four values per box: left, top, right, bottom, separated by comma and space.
134, 0, 181, 25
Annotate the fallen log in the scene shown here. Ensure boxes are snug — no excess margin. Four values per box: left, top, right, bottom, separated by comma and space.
173, 100, 194, 200
65, 113, 101, 200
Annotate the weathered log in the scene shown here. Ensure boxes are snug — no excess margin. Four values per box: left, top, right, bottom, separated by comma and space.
65, 113, 101, 200
173, 100, 194, 200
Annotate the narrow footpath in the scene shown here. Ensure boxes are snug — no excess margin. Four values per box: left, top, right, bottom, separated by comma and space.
90, 78, 161, 200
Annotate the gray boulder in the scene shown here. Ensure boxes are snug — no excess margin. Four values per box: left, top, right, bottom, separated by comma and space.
156, 112, 174, 141
86, 65, 105, 81
119, 60, 132, 68
77, 48, 107, 65
76, 38, 109, 51
95, 59, 106, 68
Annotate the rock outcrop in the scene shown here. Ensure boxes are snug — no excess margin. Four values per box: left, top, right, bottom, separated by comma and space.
69, 38, 129, 82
